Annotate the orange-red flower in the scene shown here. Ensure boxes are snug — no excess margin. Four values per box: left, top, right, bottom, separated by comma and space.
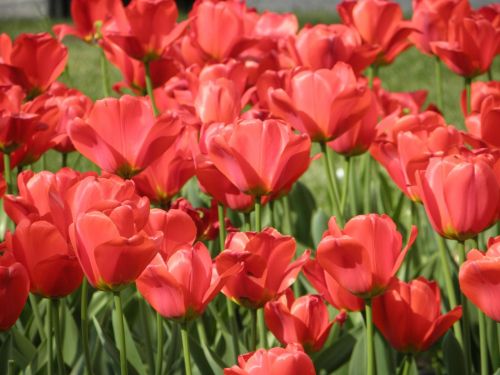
459, 237, 500, 322
264, 290, 334, 352
224, 344, 316, 375
316, 215, 417, 298
216, 228, 309, 309
416, 150, 500, 240
69, 95, 181, 178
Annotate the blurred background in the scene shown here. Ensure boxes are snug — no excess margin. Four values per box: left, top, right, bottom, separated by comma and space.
0, 0, 498, 18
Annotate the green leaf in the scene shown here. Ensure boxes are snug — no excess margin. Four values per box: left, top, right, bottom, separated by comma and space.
311, 209, 329, 248
348, 328, 366, 375
290, 181, 316, 248
61, 301, 79, 366
10, 328, 36, 369
374, 330, 396, 375
314, 332, 356, 372
443, 331, 466, 375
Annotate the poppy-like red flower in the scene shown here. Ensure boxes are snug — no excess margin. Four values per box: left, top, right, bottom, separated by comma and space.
224, 344, 316, 375
53, 0, 128, 42
416, 150, 500, 240
206, 118, 311, 197
459, 236, 500, 322
269, 63, 370, 142
292, 24, 377, 74
373, 277, 462, 352
6, 219, 83, 298
137, 241, 241, 322
431, 15, 500, 78
0, 33, 68, 98
0, 250, 30, 331
216, 228, 309, 309
337, 0, 415, 66
317, 215, 417, 298
370, 111, 462, 201
69, 95, 181, 178
105, 0, 188, 62
303, 258, 365, 312
264, 290, 334, 352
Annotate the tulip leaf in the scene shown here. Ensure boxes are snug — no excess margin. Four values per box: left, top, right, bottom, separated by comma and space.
93, 316, 121, 371
314, 332, 356, 372
487, 316, 500, 370
443, 331, 466, 375
311, 208, 329, 248
290, 181, 316, 247
10, 327, 36, 369
188, 321, 228, 375
61, 301, 79, 366
374, 330, 396, 375
348, 328, 366, 375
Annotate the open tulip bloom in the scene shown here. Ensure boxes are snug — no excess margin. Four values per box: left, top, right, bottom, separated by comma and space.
4, 1, 500, 374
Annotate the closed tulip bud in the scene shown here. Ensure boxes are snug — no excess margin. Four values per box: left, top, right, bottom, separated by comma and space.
137, 242, 241, 322
0, 250, 30, 331
207, 118, 311, 197
69, 198, 162, 291
6, 219, 83, 298
269, 63, 371, 142
216, 228, 309, 309
69, 95, 181, 178
264, 290, 334, 352
416, 150, 500, 240
224, 344, 316, 375
373, 277, 462, 352
459, 236, 500, 321
317, 215, 417, 298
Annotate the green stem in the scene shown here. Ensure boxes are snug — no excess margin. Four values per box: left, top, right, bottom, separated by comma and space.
7, 360, 14, 375
363, 154, 373, 214
145, 62, 160, 117
139, 301, 154, 375
250, 309, 257, 351
99, 48, 111, 97
434, 56, 443, 111
282, 195, 292, 234
254, 200, 262, 232
61, 153, 68, 168
196, 319, 208, 345
180, 324, 192, 375
465, 78, 472, 116
436, 235, 463, 344
29, 294, 46, 340
320, 142, 342, 224
3, 153, 12, 194
244, 213, 251, 231
80, 279, 93, 375
48, 298, 53, 375
258, 308, 267, 349
487, 68, 493, 81
458, 241, 472, 375
155, 313, 163, 375
269, 199, 275, 228
113, 292, 128, 375
340, 157, 351, 218
478, 310, 489, 375
52, 300, 65, 375
400, 355, 414, 375
365, 300, 375, 375
217, 203, 226, 253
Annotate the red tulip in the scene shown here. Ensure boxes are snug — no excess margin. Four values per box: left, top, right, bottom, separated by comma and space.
207, 118, 311, 197
137, 242, 241, 322
216, 228, 309, 309
373, 78, 428, 117
264, 290, 334, 352
0, 251, 29, 331
6, 219, 83, 298
411, 0, 470, 55
269, 63, 370, 142
461, 81, 500, 117
69, 196, 162, 291
189, 0, 247, 62
0, 33, 68, 98
292, 24, 377, 74
303, 258, 365, 312
253, 11, 298, 40
459, 236, 500, 321
69, 95, 181, 178
224, 344, 316, 375
328, 91, 378, 156
338, 0, 415, 66
416, 150, 500, 240
373, 277, 462, 352
477, 4, 500, 31
370, 111, 462, 201
431, 15, 500, 78
195, 78, 243, 124
466, 96, 500, 148
133, 126, 195, 206
317, 215, 417, 298
53, 0, 128, 42
105, 0, 188, 62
